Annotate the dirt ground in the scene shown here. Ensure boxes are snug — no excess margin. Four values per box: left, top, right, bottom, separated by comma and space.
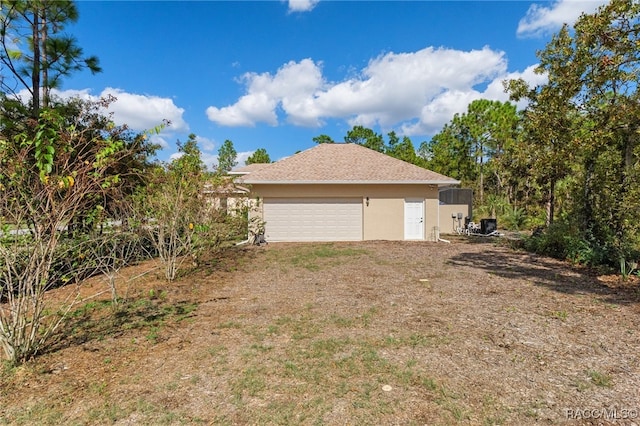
1, 238, 640, 425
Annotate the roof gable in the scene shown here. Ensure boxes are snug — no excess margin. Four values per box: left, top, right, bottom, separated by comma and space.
240, 143, 458, 185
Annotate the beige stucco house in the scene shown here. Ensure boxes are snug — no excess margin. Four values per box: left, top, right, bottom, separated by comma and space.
232, 143, 466, 242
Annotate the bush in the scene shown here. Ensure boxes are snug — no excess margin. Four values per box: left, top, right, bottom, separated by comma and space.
1, 230, 155, 301
500, 205, 528, 231
53, 231, 155, 286
523, 221, 609, 267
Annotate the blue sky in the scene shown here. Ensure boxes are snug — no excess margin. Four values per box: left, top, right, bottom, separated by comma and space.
56, 0, 608, 169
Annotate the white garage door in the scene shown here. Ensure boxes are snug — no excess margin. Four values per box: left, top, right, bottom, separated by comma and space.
263, 198, 363, 242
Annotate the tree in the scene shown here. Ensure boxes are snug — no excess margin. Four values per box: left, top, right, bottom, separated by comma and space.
216, 139, 237, 174
421, 123, 476, 183
246, 147, 271, 164
568, 0, 640, 260
423, 100, 519, 205
140, 134, 242, 281
312, 134, 335, 144
525, 0, 640, 263
460, 99, 519, 204
139, 134, 206, 282
386, 131, 418, 165
344, 125, 385, 152
506, 68, 579, 226
0, 95, 158, 234
88, 231, 143, 311
0, 100, 147, 364
0, 0, 101, 118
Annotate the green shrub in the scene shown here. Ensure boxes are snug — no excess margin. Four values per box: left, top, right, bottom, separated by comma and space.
523, 221, 608, 267
500, 205, 528, 231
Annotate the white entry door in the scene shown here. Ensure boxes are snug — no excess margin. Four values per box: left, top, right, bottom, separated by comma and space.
404, 199, 424, 240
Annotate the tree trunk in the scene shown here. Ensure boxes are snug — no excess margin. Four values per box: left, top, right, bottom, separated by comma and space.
582, 157, 595, 231
31, 8, 40, 119
546, 179, 556, 227
41, 6, 49, 109
614, 129, 636, 250
478, 141, 484, 205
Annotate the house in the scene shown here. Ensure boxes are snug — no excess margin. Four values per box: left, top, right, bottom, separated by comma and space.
202, 178, 249, 214
232, 143, 467, 242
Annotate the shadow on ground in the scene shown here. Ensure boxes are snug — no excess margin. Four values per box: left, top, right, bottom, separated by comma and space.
447, 243, 640, 306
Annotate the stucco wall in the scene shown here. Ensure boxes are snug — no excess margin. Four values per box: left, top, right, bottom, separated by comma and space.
438, 204, 471, 234
363, 197, 402, 240
248, 183, 442, 241
425, 198, 441, 241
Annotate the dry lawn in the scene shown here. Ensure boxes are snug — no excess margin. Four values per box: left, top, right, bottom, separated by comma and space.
1, 238, 640, 425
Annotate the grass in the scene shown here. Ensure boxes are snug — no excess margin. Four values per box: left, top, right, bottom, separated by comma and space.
6, 384, 201, 425
5, 240, 628, 425
1, 288, 471, 421
3, 401, 63, 425
55, 292, 199, 350
267, 242, 369, 271
209, 307, 464, 425
0, 294, 207, 423
549, 310, 568, 321
587, 369, 613, 388
4, 277, 460, 424
84, 398, 199, 425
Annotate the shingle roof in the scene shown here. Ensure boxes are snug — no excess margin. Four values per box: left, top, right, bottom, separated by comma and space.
240, 143, 459, 185
229, 163, 272, 175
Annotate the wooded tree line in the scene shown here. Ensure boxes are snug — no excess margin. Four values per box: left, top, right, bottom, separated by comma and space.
443, 0, 640, 269
505, 0, 640, 270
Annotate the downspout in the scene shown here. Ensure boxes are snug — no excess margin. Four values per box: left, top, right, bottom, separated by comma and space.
236, 238, 251, 246
436, 191, 440, 241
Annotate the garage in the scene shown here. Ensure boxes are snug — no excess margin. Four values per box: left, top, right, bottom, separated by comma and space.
234, 143, 461, 242
263, 198, 363, 242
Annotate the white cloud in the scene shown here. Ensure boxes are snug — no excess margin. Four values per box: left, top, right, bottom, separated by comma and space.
484, 64, 548, 106
206, 92, 278, 127
169, 152, 183, 161
236, 150, 253, 167
196, 135, 216, 152
100, 88, 188, 133
402, 65, 548, 137
206, 59, 323, 127
206, 46, 533, 138
51, 88, 93, 101
195, 135, 219, 171
287, 0, 319, 13
403, 90, 482, 137
52, 87, 188, 133
517, 0, 608, 38
201, 152, 219, 171
151, 135, 170, 150
315, 46, 507, 128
